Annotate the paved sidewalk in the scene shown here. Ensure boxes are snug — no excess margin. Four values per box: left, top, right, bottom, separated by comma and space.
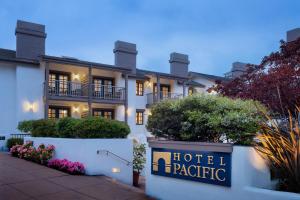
0, 153, 154, 200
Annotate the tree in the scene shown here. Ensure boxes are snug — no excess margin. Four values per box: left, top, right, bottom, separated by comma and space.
147, 94, 263, 145
215, 37, 300, 114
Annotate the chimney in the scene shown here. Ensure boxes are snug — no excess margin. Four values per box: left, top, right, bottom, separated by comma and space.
114, 41, 137, 73
169, 52, 189, 77
15, 20, 46, 60
287, 28, 300, 42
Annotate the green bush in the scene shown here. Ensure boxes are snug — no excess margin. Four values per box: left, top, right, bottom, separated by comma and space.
18, 117, 130, 139
147, 94, 264, 145
6, 138, 23, 149
31, 119, 58, 137
18, 120, 34, 133
56, 117, 80, 138
75, 117, 130, 138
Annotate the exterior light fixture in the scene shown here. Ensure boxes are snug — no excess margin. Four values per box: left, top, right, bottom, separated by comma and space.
112, 167, 121, 173
72, 73, 80, 81
23, 101, 38, 112
73, 106, 80, 113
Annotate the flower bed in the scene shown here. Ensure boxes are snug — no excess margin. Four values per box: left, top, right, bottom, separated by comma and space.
48, 159, 85, 175
10, 141, 54, 165
10, 142, 85, 175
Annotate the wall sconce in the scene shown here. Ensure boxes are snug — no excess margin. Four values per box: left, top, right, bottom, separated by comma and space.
23, 101, 38, 113
145, 81, 152, 88
73, 106, 80, 113
112, 167, 121, 173
126, 107, 132, 117
72, 73, 80, 81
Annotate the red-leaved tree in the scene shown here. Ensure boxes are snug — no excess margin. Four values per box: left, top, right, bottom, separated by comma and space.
215, 37, 300, 114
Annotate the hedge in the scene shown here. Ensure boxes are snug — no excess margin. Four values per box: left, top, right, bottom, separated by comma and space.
18, 117, 130, 139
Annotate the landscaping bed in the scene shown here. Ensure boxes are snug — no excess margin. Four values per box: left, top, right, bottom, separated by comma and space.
10, 141, 85, 175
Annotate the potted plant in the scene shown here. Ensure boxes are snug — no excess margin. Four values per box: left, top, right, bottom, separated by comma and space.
133, 143, 146, 187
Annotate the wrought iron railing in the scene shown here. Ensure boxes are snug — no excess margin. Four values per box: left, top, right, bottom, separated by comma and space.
48, 80, 88, 97
146, 92, 183, 105
47, 81, 125, 101
91, 84, 125, 101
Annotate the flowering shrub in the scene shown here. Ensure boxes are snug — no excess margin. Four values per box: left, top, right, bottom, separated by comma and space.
10, 141, 55, 165
48, 159, 85, 175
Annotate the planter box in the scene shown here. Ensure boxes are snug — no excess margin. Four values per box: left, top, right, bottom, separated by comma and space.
145, 140, 300, 200
24, 137, 133, 185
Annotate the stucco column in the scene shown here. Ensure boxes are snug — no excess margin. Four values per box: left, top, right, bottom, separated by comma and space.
44, 62, 49, 119
125, 74, 128, 124
156, 75, 160, 102
88, 65, 92, 116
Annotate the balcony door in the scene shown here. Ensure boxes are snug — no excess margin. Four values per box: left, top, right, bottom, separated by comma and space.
49, 71, 70, 95
153, 84, 170, 99
93, 77, 114, 98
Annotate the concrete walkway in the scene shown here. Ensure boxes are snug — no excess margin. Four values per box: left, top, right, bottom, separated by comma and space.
0, 153, 154, 200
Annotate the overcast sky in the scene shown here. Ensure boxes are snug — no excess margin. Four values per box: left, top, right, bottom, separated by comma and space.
1, 0, 300, 76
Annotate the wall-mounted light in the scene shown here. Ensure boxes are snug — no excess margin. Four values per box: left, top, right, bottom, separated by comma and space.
72, 73, 80, 81
126, 107, 132, 117
145, 81, 152, 88
23, 101, 38, 113
73, 106, 80, 113
112, 167, 121, 173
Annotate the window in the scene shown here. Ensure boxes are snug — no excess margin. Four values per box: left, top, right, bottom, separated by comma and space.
48, 72, 70, 95
136, 110, 144, 125
136, 81, 144, 96
92, 109, 114, 120
48, 106, 70, 119
154, 84, 170, 99
188, 87, 194, 96
93, 77, 114, 97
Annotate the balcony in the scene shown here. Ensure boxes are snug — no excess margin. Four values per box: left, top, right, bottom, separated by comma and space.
146, 92, 183, 106
47, 80, 125, 103
91, 84, 125, 102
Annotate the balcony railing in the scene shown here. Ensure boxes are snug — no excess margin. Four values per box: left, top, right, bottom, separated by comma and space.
47, 81, 125, 101
91, 84, 125, 101
48, 80, 88, 97
146, 92, 183, 105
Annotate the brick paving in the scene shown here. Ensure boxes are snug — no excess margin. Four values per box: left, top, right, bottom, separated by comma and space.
0, 153, 154, 200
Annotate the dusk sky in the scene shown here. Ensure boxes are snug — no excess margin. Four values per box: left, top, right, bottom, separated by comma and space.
1, 0, 300, 76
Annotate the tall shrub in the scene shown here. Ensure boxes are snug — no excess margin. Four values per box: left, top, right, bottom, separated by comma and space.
147, 94, 263, 145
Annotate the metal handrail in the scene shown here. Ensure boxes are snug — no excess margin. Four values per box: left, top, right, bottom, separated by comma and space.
96, 149, 132, 166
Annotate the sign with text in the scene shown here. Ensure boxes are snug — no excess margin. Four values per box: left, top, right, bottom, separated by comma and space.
151, 148, 232, 187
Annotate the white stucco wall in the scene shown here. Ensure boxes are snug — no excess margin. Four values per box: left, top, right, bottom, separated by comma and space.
0, 64, 16, 148
0, 64, 45, 150
146, 145, 300, 200
127, 78, 150, 143
15, 65, 45, 124
25, 137, 133, 185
